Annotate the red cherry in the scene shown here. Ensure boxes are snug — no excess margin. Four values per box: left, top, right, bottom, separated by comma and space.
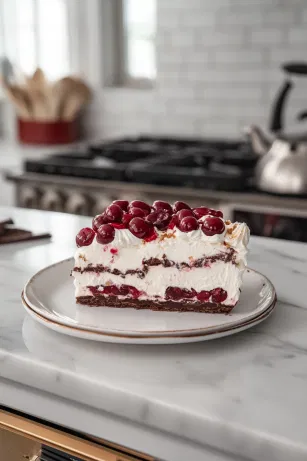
211, 288, 227, 303
181, 288, 197, 298
208, 208, 223, 218
165, 287, 196, 300
129, 200, 151, 214
129, 207, 147, 218
105, 204, 123, 223
153, 200, 172, 214
193, 207, 210, 219
179, 216, 199, 232
168, 215, 179, 229
144, 231, 158, 242
111, 223, 126, 229
96, 224, 115, 244
173, 201, 191, 213
112, 200, 129, 211
103, 285, 120, 296
76, 227, 95, 247
165, 287, 183, 300
197, 290, 211, 302
119, 285, 129, 296
92, 213, 107, 231
146, 210, 171, 230
129, 217, 151, 239
122, 213, 133, 226
201, 216, 225, 236
177, 209, 194, 221
126, 285, 142, 298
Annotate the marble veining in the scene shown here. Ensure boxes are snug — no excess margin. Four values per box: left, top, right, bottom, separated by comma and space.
1, 207, 307, 461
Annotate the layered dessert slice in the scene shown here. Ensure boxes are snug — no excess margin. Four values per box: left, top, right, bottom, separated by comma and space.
72, 200, 250, 313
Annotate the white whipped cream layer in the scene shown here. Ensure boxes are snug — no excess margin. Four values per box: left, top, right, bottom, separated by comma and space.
74, 261, 242, 306
74, 221, 249, 272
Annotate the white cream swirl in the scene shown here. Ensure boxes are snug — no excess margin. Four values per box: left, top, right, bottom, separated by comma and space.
224, 222, 250, 266
225, 222, 250, 250
112, 228, 140, 247
172, 226, 226, 244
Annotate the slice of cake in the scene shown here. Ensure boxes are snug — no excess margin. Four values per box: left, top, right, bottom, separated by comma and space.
72, 200, 250, 313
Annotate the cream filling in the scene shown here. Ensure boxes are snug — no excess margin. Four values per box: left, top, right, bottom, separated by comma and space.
73, 261, 243, 306
74, 221, 249, 272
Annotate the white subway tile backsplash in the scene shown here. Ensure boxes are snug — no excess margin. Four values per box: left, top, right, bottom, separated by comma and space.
214, 50, 264, 65
251, 28, 284, 45
87, 0, 307, 140
288, 28, 307, 45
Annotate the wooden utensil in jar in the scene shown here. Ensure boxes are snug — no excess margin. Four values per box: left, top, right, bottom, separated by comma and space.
61, 78, 92, 121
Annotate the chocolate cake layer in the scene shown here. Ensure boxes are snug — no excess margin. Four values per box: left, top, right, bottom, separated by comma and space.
76, 295, 234, 314
74, 249, 236, 279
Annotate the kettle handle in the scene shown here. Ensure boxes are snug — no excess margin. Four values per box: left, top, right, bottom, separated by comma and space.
297, 110, 307, 121
269, 79, 293, 133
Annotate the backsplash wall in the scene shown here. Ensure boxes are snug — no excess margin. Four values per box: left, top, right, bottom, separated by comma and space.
85, 0, 307, 140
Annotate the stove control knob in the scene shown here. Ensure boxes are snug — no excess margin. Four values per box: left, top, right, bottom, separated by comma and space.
19, 186, 39, 209
40, 189, 65, 212
66, 192, 94, 215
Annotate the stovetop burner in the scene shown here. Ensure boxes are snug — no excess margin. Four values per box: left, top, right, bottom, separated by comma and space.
24, 135, 258, 191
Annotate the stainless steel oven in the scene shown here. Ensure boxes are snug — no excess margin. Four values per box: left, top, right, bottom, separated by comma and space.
222, 202, 307, 242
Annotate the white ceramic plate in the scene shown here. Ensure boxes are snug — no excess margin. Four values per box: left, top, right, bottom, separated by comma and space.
22, 258, 277, 344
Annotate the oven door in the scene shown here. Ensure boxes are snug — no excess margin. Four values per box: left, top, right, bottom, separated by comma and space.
0, 408, 154, 461
222, 203, 307, 242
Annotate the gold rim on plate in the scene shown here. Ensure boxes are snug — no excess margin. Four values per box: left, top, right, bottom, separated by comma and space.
21, 291, 277, 340
23, 258, 277, 336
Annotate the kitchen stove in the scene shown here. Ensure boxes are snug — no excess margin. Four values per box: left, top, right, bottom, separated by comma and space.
7, 135, 307, 243
24, 136, 258, 191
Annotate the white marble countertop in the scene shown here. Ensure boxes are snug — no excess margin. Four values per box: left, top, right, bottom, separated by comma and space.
1, 207, 307, 461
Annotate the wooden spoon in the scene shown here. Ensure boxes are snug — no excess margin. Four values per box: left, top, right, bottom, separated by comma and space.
1, 80, 32, 119
25, 68, 55, 120
51, 76, 78, 119
61, 79, 92, 121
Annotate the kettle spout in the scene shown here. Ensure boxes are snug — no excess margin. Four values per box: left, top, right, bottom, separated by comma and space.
244, 125, 272, 156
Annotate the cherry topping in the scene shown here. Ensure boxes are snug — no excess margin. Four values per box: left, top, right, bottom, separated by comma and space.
96, 224, 115, 244
208, 208, 223, 218
173, 201, 191, 213
111, 222, 126, 229
153, 200, 172, 214
112, 200, 129, 211
146, 210, 171, 230
105, 204, 123, 223
197, 290, 211, 302
201, 216, 225, 236
92, 213, 107, 231
168, 215, 179, 229
177, 209, 194, 221
144, 231, 158, 242
179, 216, 199, 232
76, 227, 95, 247
211, 288, 227, 303
129, 217, 151, 239
129, 200, 151, 214
192, 207, 210, 219
129, 207, 147, 218
122, 213, 133, 226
